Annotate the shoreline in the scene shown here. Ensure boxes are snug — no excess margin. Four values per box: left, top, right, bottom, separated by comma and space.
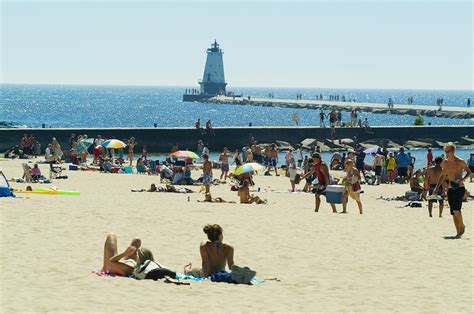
1, 125, 473, 153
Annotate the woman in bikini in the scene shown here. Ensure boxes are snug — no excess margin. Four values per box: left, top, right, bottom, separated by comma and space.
341, 159, 363, 214
100, 233, 154, 276
184, 224, 234, 277
127, 137, 136, 167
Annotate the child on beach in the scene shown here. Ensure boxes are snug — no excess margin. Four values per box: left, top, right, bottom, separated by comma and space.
202, 154, 213, 194
287, 153, 298, 192
127, 137, 136, 166
341, 159, 363, 214
219, 147, 230, 182
386, 153, 397, 183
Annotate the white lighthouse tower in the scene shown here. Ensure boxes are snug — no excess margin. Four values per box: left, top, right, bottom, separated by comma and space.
199, 40, 227, 95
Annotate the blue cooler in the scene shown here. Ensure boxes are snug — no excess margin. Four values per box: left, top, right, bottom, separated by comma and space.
69, 165, 78, 171
325, 185, 345, 204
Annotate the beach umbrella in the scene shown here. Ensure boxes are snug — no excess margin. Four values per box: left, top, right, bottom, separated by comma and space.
363, 146, 380, 154
234, 162, 264, 175
169, 150, 200, 159
102, 139, 127, 149
76, 138, 94, 154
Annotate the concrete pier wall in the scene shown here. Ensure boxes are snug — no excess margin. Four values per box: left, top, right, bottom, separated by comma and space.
203, 96, 474, 120
0, 126, 472, 153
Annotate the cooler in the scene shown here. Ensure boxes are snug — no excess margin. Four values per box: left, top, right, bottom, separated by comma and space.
69, 165, 78, 171
326, 185, 345, 204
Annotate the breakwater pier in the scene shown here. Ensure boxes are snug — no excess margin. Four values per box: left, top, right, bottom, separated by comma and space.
201, 96, 473, 120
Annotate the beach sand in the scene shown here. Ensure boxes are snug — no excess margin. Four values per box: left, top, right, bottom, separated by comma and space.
0, 158, 472, 313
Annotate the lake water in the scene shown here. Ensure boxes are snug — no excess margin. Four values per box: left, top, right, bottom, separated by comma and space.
1, 84, 472, 128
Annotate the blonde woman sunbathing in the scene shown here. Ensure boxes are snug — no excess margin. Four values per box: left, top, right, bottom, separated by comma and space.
100, 233, 154, 276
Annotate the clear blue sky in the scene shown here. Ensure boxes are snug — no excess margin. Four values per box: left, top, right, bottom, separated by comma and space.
1, 1, 472, 90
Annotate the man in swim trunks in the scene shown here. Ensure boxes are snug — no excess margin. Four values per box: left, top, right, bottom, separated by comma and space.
301, 153, 337, 213
202, 154, 213, 194
219, 147, 230, 181
266, 144, 279, 176
425, 157, 444, 217
432, 143, 472, 238
373, 152, 385, 185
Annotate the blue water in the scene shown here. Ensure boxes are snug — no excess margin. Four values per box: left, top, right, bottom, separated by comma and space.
1, 84, 472, 128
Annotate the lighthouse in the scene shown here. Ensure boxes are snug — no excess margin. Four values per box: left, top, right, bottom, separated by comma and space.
199, 40, 227, 95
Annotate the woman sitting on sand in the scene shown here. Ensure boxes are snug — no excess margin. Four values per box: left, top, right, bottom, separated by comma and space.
184, 224, 234, 277
238, 180, 266, 204
100, 233, 154, 276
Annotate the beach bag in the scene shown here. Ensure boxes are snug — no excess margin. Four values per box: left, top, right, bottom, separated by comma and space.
210, 271, 236, 283
133, 260, 176, 280
230, 265, 257, 284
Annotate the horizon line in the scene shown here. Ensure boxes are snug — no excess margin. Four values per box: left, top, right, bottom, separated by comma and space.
1, 82, 472, 93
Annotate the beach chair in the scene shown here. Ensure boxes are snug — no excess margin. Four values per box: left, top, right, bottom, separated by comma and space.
49, 162, 63, 179
22, 163, 33, 183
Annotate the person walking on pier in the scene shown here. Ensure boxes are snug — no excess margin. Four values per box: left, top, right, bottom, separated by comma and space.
319, 110, 326, 128
206, 119, 215, 136
467, 98, 471, 107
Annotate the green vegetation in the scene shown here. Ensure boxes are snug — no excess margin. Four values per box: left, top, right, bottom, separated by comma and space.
413, 114, 425, 125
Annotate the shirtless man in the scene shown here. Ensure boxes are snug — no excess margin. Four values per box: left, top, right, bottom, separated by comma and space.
373, 152, 385, 185
202, 154, 213, 194
219, 147, 230, 181
301, 153, 337, 213
266, 144, 279, 176
425, 157, 444, 217
184, 224, 234, 277
432, 143, 472, 238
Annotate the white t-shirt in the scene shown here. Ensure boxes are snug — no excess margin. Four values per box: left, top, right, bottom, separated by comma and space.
161, 165, 173, 178
297, 148, 303, 160
45, 147, 52, 160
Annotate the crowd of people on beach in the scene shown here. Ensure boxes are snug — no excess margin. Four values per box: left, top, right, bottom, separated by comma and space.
8, 131, 474, 239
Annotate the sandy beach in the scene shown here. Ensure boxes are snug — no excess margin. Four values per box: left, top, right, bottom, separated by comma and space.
0, 157, 472, 313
